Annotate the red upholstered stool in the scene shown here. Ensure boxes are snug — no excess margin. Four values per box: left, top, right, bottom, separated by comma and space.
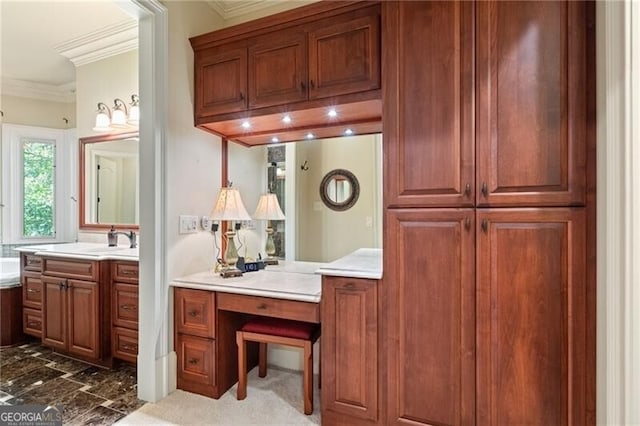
236, 317, 321, 415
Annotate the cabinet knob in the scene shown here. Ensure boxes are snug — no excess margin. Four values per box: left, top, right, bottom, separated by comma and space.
481, 218, 489, 233
300, 81, 306, 91
188, 310, 199, 317
310, 80, 315, 89
481, 181, 488, 197
464, 217, 471, 231
189, 358, 199, 365
239, 92, 244, 100
464, 183, 471, 197
256, 303, 267, 310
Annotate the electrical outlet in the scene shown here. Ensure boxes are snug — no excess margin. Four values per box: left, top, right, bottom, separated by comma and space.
241, 220, 256, 230
179, 215, 199, 234
201, 216, 211, 230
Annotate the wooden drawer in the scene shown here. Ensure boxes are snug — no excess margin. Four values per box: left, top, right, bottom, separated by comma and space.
112, 261, 139, 284
175, 288, 216, 338
113, 283, 138, 329
112, 327, 138, 363
23, 308, 42, 337
22, 272, 43, 309
22, 254, 42, 272
217, 293, 320, 323
43, 258, 98, 281
176, 334, 215, 386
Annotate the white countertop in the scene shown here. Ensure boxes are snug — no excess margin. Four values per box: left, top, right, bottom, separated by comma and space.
15, 242, 139, 261
315, 248, 383, 279
171, 261, 323, 303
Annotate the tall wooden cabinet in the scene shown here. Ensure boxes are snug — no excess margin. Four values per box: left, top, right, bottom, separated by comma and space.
382, 1, 593, 425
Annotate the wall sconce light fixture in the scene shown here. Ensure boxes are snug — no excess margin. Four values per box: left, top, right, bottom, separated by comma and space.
92, 94, 139, 132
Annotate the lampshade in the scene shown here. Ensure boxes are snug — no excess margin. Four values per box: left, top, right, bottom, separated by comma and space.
93, 102, 111, 132
128, 94, 140, 124
253, 193, 285, 220
111, 98, 128, 127
210, 187, 252, 221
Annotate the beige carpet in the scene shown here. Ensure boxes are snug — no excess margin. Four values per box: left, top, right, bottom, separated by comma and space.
116, 367, 320, 425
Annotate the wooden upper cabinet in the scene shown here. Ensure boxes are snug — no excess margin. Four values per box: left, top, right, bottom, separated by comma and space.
308, 5, 380, 100
476, 208, 586, 425
383, 1, 475, 208
385, 209, 475, 425
248, 30, 307, 109
195, 44, 247, 118
476, 1, 587, 206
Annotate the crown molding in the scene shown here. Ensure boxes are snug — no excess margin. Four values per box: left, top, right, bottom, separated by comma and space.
1, 78, 76, 103
54, 20, 138, 67
206, 0, 279, 20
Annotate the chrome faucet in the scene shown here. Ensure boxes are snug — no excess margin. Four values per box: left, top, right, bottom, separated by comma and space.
107, 226, 137, 248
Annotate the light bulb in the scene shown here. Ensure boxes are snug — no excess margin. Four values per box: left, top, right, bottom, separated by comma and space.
282, 115, 292, 124
328, 108, 337, 118
241, 120, 251, 129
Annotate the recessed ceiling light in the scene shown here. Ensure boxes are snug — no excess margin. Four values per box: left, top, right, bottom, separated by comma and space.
282, 115, 292, 124
241, 120, 251, 129
306, 133, 314, 139
344, 128, 354, 135
328, 108, 337, 118
271, 136, 279, 143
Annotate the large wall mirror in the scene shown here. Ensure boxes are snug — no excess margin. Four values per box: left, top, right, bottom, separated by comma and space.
79, 132, 139, 230
228, 133, 382, 263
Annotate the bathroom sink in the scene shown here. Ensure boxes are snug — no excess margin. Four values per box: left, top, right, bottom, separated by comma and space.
81, 246, 132, 253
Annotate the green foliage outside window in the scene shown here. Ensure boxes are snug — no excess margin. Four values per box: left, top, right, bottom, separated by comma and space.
22, 139, 55, 237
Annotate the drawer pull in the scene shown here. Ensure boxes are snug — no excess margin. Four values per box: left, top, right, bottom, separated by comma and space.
122, 344, 137, 352
120, 304, 137, 311
256, 303, 267, 310
343, 283, 356, 290
27, 259, 40, 265
121, 270, 136, 276
188, 358, 199, 365
27, 288, 40, 293
27, 321, 41, 327
188, 310, 200, 317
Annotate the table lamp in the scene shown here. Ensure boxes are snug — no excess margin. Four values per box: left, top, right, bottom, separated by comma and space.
253, 193, 285, 265
210, 186, 252, 277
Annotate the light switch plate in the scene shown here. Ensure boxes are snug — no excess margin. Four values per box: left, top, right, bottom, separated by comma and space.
179, 215, 199, 234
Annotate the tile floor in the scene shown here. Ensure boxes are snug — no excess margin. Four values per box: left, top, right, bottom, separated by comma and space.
0, 341, 145, 425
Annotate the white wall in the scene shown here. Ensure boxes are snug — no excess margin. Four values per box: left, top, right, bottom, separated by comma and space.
0, 95, 75, 129
75, 50, 138, 138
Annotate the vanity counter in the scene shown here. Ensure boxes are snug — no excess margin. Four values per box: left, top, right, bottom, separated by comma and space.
315, 248, 383, 279
171, 261, 323, 303
15, 242, 139, 261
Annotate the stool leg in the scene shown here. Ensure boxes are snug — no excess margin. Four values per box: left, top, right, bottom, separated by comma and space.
303, 340, 313, 415
236, 331, 247, 400
259, 342, 267, 378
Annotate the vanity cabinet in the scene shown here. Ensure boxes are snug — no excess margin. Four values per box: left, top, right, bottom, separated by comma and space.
21, 254, 43, 337
192, 3, 380, 122
321, 276, 379, 425
41, 258, 102, 361
175, 287, 217, 397
111, 261, 139, 363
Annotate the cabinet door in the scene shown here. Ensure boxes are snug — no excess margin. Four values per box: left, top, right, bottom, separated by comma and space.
42, 276, 67, 351
385, 209, 475, 425
476, 1, 587, 206
67, 279, 99, 359
308, 6, 380, 100
195, 44, 247, 118
383, 1, 475, 208
321, 276, 378, 422
248, 30, 307, 109
476, 208, 586, 425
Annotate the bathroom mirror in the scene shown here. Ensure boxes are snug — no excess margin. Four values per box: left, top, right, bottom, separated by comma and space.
228, 133, 382, 263
319, 169, 360, 211
79, 132, 139, 230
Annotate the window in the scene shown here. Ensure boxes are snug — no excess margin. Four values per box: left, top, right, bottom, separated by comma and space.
1, 124, 76, 244
22, 138, 56, 238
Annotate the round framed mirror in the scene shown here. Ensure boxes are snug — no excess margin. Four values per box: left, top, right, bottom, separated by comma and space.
319, 169, 360, 211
